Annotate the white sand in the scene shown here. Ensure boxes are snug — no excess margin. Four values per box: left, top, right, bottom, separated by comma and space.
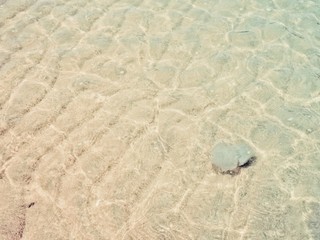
0, 0, 319, 239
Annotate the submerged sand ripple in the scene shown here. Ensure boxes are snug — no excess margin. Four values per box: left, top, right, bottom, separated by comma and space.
0, 0, 319, 239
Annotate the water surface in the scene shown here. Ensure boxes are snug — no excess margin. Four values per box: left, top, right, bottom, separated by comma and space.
0, 0, 319, 239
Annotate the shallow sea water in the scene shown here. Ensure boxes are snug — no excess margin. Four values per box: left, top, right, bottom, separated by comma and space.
0, 0, 319, 239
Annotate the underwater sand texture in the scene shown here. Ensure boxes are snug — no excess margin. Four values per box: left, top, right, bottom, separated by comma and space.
0, 0, 320, 239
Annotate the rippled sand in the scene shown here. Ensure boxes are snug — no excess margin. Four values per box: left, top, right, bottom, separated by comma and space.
0, 0, 319, 239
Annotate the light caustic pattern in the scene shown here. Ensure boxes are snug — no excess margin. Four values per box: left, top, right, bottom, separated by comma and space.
0, 0, 319, 239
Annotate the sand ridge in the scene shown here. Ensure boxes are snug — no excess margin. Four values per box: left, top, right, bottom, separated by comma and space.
0, 0, 319, 239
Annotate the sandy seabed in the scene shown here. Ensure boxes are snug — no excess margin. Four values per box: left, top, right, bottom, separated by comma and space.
0, 0, 320, 239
